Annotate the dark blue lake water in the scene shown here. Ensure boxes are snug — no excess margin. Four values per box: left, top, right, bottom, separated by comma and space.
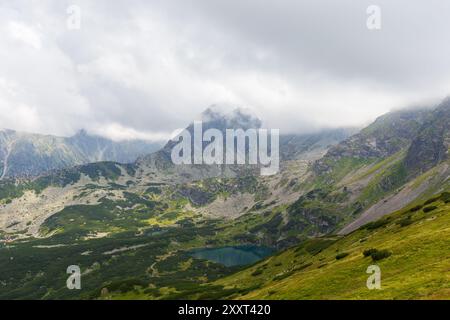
190, 245, 274, 267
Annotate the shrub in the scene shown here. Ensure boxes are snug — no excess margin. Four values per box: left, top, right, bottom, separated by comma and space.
363, 218, 390, 230
409, 205, 422, 212
363, 248, 378, 257
274, 262, 282, 267
424, 196, 440, 205
371, 249, 391, 261
106, 278, 148, 293
423, 206, 437, 213
304, 239, 335, 255
292, 262, 313, 272
398, 216, 413, 227
251, 269, 263, 277
442, 192, 450, 203
146, 186, 162, 194
273, 272, 293, 281
335, 252, 349, 260
363, 248, 392, 261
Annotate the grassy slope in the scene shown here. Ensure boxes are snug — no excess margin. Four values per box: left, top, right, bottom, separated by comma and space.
213, 193, 450, 300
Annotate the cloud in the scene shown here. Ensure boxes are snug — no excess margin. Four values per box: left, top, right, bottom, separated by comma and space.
91, 122, 177, 142
8, 21, 42, 49
0, 0, 449, 140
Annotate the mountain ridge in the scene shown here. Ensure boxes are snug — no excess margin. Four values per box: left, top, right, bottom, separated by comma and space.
0, 128, 163, 179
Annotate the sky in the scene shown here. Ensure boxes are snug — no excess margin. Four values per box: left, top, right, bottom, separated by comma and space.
1, 0, 450, 141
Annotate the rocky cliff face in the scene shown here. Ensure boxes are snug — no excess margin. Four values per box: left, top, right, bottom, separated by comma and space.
404, 98, 450, 176
313, 107, 427, 175
279, 128, 357, 161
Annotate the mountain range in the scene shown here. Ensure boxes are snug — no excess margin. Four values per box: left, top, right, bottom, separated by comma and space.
0, 129, 162, 179
0, 99, 448, 300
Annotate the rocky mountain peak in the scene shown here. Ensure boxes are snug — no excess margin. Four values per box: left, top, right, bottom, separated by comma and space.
199, 106, 262, 132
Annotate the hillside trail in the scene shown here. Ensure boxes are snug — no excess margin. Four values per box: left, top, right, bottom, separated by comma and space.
148, 251, 175, 277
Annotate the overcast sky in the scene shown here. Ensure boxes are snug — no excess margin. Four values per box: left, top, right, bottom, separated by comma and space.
1, 0, 450, 141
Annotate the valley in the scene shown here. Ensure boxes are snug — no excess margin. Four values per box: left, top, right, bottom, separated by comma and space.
0, 101, 449, 300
